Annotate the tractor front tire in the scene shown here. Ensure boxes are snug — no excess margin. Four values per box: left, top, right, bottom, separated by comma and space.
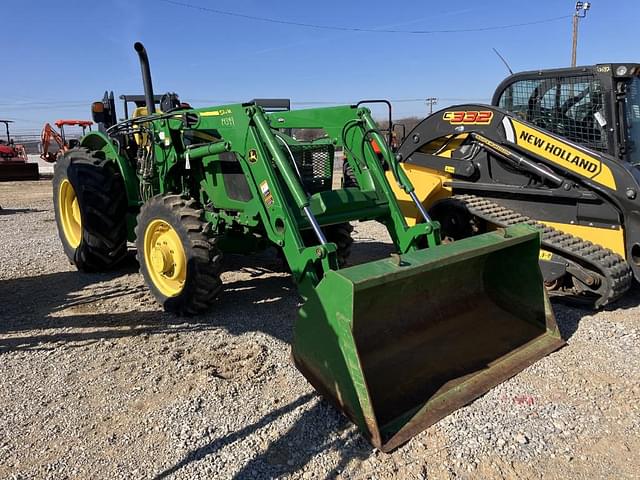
301, 222, 354, 267
135, 195, 223, 315
53, 148, 128, 271
325, 222, 354, 267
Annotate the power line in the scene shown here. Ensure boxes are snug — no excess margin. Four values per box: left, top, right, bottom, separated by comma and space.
159, 0, 571, 34
2, 97, 490, 109
0, 101, 89, 108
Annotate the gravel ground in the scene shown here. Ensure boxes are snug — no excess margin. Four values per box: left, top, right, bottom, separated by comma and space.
1, 180, 639, 480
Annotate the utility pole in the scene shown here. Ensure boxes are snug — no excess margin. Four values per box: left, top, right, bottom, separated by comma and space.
571, 1, 591, 67
425, 97, 438, 115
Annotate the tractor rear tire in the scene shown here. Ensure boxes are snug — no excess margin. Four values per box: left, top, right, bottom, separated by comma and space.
53, 148, 128, 271
342, 160, 358, 188
135, 195, 223, 315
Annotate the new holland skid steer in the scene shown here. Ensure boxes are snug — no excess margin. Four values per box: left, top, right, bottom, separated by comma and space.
52, 43, 563, 451
393, 103, 640, 308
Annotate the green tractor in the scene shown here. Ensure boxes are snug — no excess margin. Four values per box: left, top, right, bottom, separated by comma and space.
52, 43, 564, 451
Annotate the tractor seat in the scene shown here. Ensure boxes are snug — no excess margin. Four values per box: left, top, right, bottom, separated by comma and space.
132, 106, 162, 146
132, 106, 160, 118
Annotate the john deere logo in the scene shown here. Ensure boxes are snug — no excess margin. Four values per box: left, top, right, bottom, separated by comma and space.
248, 149, 258, 163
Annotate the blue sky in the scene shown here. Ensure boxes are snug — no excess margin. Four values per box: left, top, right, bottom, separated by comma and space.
2, 0, 638, 134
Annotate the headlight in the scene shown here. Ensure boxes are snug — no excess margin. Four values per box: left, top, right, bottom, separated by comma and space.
616, 65, 629, 76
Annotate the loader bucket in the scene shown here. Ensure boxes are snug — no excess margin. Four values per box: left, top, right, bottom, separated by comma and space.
293, 224, 563, 452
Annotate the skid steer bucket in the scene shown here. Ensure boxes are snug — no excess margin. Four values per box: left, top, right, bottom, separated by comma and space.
293, 224, 564, 452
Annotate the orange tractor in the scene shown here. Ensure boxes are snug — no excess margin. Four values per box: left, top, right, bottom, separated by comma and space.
40, 119, 93, 163
0, 120, 39, 181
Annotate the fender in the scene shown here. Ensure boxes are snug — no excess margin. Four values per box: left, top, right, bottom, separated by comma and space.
80, 131, 140, 208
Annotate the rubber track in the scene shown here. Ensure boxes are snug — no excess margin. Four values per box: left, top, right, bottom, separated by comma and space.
454, 194, 633, 307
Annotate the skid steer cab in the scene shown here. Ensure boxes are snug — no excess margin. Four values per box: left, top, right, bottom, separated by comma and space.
52, 42, 564, 451
493, 63, 640, 165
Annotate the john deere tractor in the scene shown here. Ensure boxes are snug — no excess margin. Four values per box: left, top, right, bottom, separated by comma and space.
52, 43, 564, 451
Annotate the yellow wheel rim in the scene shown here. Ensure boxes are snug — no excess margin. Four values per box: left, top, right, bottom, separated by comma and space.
58, 179, 82, 248
143, 219, 187, 297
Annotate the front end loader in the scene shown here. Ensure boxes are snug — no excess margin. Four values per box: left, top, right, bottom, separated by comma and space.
52, 43, 564, 451
393, 104, 640, 307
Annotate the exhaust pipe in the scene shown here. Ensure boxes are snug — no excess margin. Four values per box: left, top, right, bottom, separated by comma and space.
134, 42, 156, 115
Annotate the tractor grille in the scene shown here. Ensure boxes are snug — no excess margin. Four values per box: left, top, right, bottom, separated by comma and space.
289, 144, 335, 194
497, 74, 609, 153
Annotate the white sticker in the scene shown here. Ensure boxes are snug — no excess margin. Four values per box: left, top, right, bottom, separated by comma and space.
260, 181, 273, 206
594, 111, 607, 127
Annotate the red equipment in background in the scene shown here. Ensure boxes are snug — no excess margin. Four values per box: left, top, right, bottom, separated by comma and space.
40, 119, 93, 163
0, 120, 39, 181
